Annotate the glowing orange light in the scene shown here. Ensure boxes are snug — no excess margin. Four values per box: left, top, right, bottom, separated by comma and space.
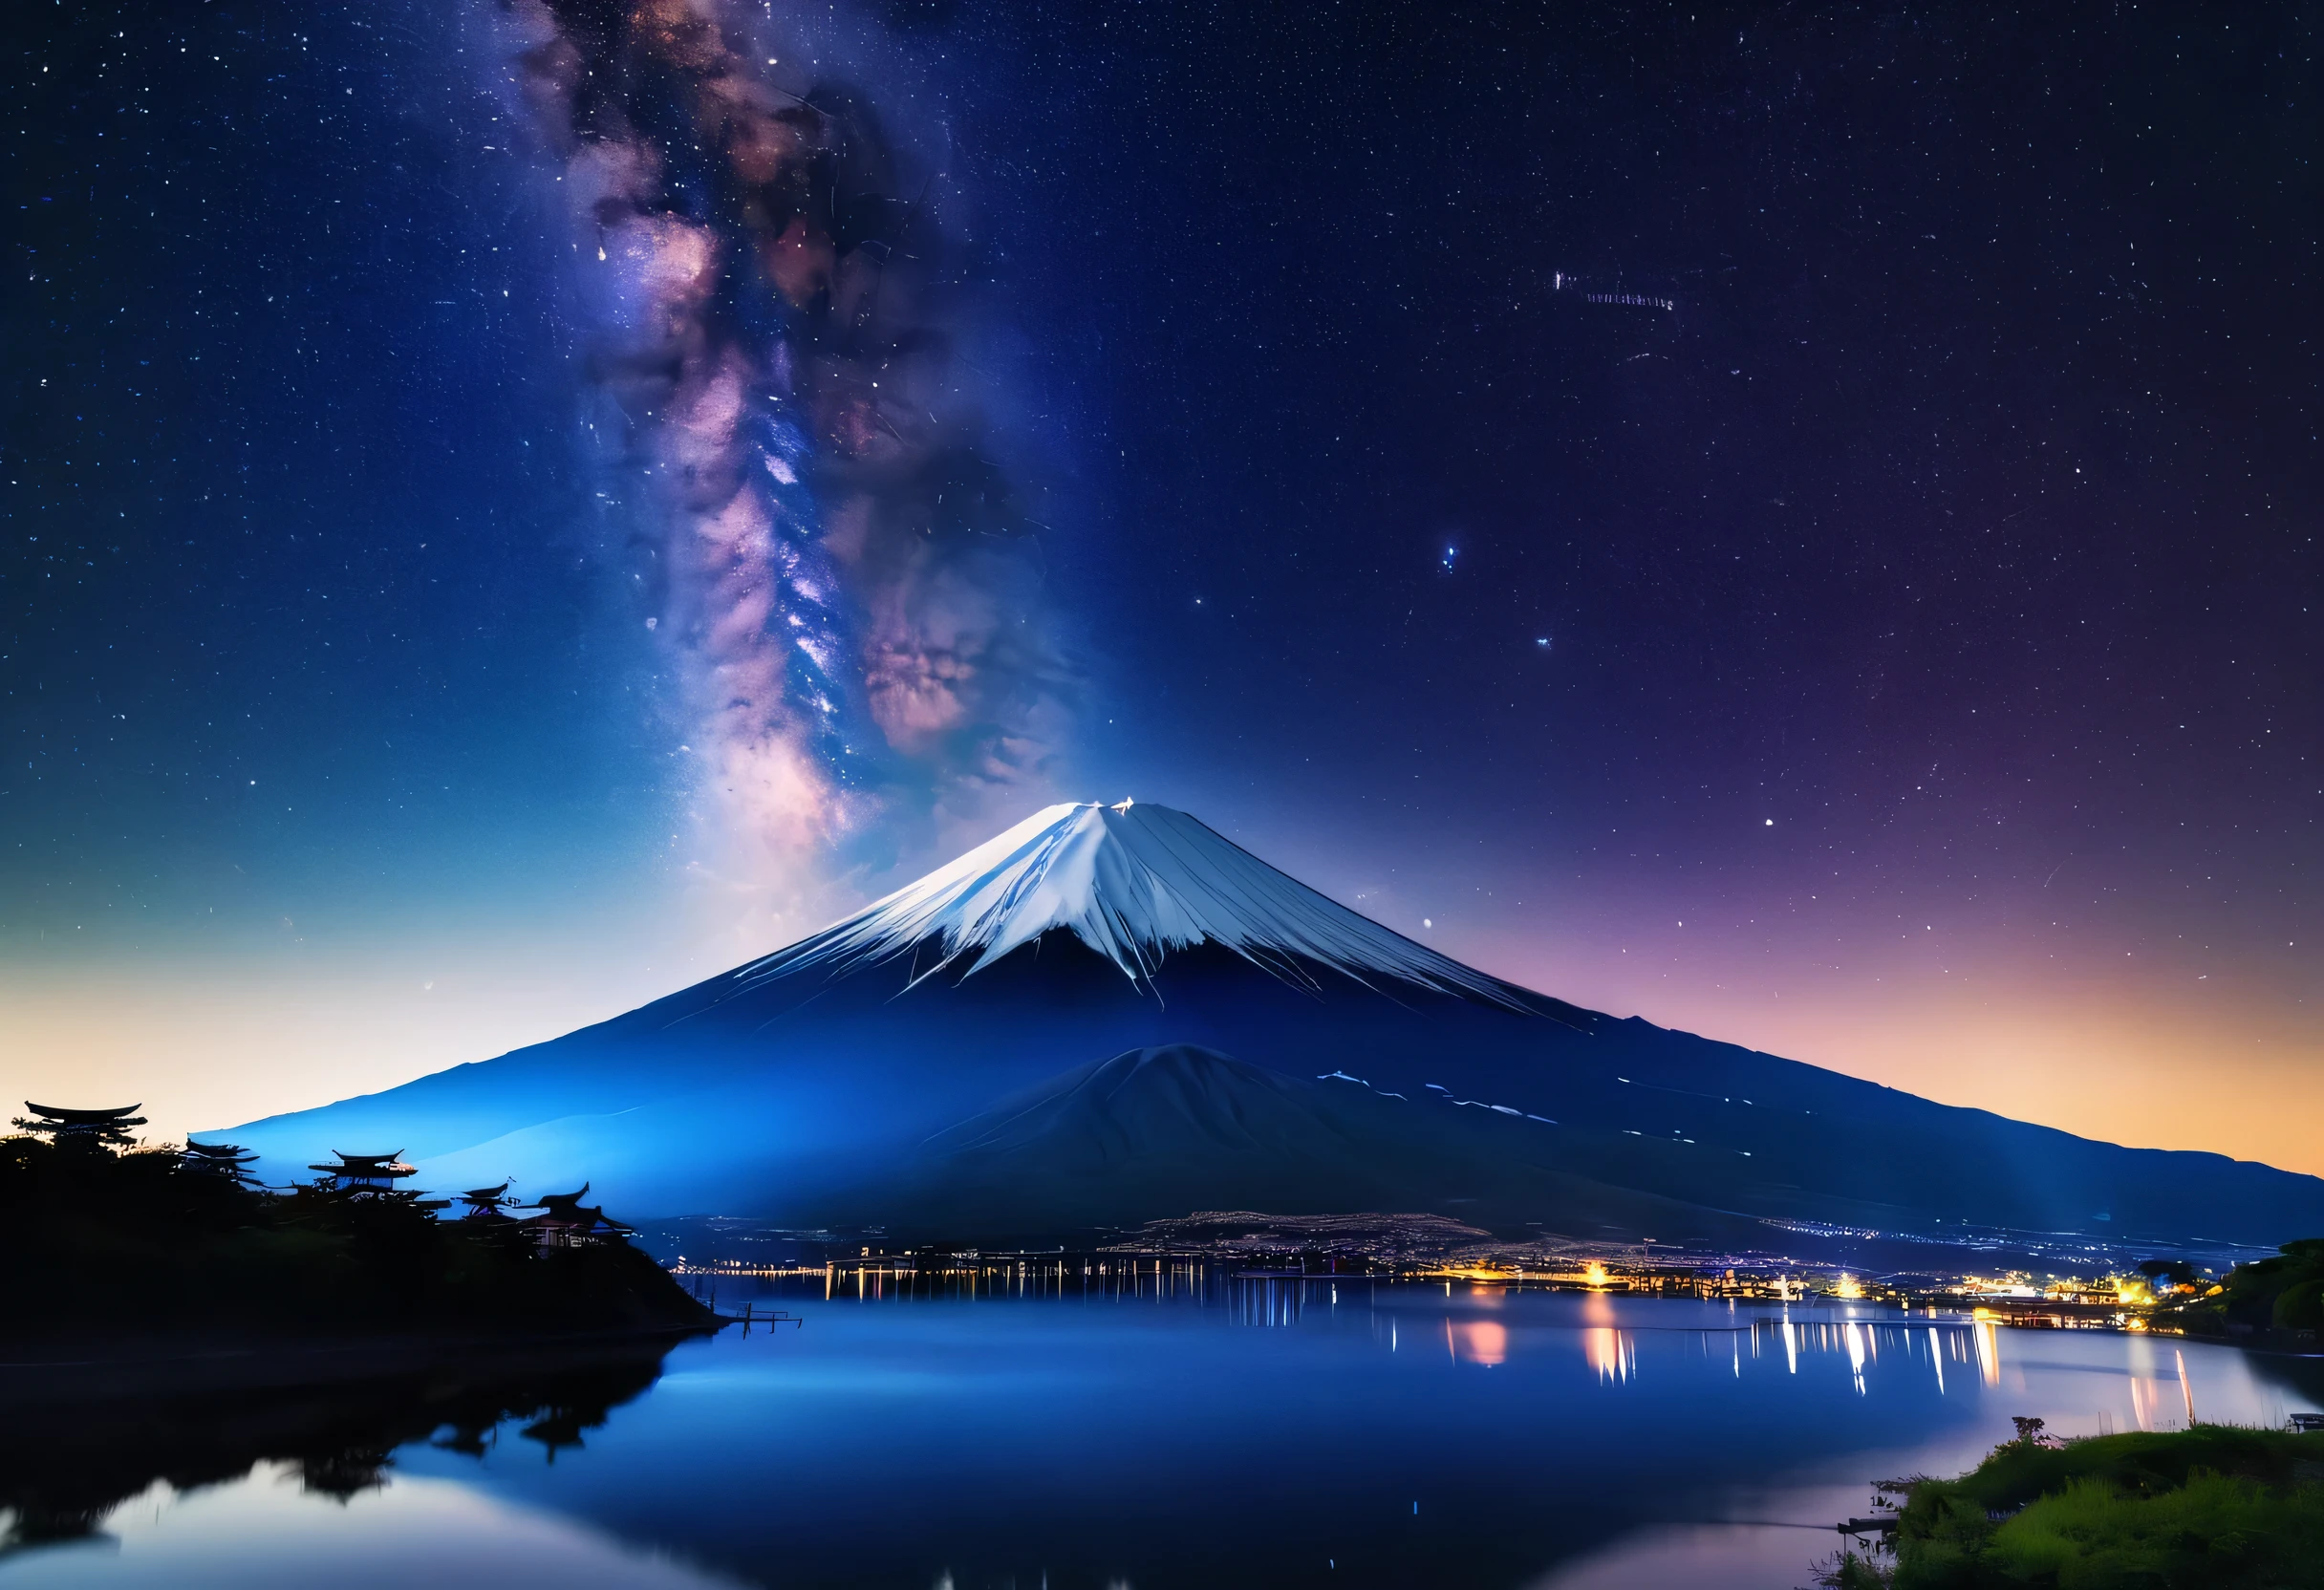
1582, 1325, 1631, 1381
1453, 1320, 1509, 1366
1975, 1320, 2002, 1387
1583, 1261, 1610, 1287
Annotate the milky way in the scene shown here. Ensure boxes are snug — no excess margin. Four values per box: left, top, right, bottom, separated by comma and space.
497, 0, 1070, 900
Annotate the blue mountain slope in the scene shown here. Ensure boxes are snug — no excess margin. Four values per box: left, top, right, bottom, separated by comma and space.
225, 803, 2324, 1242
802, 1043, 1775, 1243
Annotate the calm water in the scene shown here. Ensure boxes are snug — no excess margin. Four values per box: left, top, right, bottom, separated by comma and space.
6, 1276, 2319, 1589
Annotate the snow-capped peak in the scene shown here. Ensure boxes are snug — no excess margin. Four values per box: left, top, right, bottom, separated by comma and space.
737, 801, 1525, 1003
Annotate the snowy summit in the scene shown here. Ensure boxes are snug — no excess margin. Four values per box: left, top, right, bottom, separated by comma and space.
739, 800, 1522, 1002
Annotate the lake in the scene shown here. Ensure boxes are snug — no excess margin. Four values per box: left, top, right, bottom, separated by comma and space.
5, 1271, 2318, 1589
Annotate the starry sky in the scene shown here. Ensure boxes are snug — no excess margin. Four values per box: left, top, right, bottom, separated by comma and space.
5, 3, 2317, 1172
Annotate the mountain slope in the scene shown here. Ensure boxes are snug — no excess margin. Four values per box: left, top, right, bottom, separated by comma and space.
805, 1043, 1773, 1242
223, 803, 2324, 1244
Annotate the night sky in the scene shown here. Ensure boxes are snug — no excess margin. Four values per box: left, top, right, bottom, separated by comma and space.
5, 3, 2317, 1171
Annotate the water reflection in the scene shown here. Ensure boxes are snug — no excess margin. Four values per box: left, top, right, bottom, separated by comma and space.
0, 1338, 692, 1563
1582, 1327, 1631, 1383
4, 1284, 2317, 1590
1452, 1319, 1509, 1365
7, 1465, 744, 1589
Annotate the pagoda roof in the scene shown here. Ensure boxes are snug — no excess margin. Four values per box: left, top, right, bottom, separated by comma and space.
311, 1159, 417, 1178
183, 1140, 253, 1159
522, 1202, 634, 1235
22, 1102, 146, 1124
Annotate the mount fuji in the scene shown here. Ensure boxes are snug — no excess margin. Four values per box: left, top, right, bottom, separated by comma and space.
226, 802, 2324, 1246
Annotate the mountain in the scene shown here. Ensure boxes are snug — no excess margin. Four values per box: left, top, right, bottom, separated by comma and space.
226, 801, 2324, 1245
802, 1043, 1758, 1243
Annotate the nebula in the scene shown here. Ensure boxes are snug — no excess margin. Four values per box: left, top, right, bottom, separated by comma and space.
495, 0, 1071, 913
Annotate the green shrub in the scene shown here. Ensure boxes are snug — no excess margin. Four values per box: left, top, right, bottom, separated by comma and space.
1872, 1428, 2324, 1589
1980, 1471, 2324, 1587
2167, 1237, 2324, 1339
2273, 1279, 2324, 1332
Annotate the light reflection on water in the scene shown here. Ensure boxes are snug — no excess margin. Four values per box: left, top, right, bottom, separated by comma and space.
4, 1277, 2318, 1590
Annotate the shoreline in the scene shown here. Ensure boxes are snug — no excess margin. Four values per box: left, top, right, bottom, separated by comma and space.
0, 1320, 723, 1405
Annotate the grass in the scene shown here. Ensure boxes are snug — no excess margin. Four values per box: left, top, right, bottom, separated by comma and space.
1815, 1425, 2324, 1589
1984, 1470, 2324, 1585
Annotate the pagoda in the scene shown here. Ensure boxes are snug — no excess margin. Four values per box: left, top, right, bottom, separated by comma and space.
13, 1102, 147, 1152
298, 1150, 454, 1212
309, 1150, 420, 1192
455, 1181, 522, 1221
181, 1139, 261, 1185
522, 1184, 636, 1249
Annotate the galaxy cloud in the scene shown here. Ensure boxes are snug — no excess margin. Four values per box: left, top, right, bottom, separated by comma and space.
498, 0, 1069, 906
